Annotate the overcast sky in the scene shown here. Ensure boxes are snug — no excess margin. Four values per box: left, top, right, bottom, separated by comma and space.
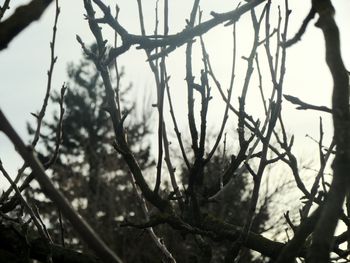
0, 0, 349, 189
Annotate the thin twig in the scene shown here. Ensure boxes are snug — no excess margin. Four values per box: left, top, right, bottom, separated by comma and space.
82, 0, 169, 212
162, 122, 184, 210
0, 159, 52, 243
0, 0, 11, 21
165, 75, 191, 169
0, 0, 61, 203
283, 7, 316, 48
154, 0, 168, 194
129, 177, 176, 262
204, 8, 237, 163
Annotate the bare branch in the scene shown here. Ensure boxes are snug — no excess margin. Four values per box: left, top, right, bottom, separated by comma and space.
0, 110, 123, 263
284, 94, 332, 113
309, 0, 350, 261
283, 7, 316, 48
0, 0, 53, 50
0, 0, 11, 21
91, 0, 265, 60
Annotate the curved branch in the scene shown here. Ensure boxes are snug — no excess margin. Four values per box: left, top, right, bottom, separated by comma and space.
308, 0, 350, 262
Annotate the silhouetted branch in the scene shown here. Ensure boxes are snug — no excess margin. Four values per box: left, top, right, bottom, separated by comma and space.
0, 110, 123, 263
90, 0, 265, 60
276, 207, 322, 262
0, 0, 53, 50
284, 94, 332, 113
309, 0, 350, 261
82, 0, 170, 212
0, 159, 51, 242
0, 1, 64, 206
0, 0, 11, 21
283, 7, 316, 48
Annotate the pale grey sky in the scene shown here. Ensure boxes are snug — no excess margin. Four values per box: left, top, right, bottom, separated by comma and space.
0, 0, 349, 189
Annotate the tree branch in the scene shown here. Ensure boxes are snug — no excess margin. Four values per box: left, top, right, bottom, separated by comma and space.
0, 0, 53, 50
0, 110, 123, 263
308, 0, 350, 261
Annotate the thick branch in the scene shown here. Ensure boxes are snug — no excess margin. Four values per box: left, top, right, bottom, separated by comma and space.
308, 0, 350, 262
0, 0, 53, 50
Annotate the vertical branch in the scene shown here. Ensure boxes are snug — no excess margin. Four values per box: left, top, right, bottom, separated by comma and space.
46, 84, 66, 167
82, 0, 169, 211
136, 0, 146, 36
197, 9, 211, 164
205, 11, 237, 163
32, 0, 60, 146
162, 121, 184, 210
301, 121, 335, 219
114, 4, 122, 121
125, 2, 176, 258
244, 0, 290, 237
309, 0, 350, 261
130, 177, 176, 263
237, 8, 262, 147
185, 0, 202, 226
165, 77, 191, 169
136, 0, 164, 194
255, 54, 268, 114
198, 69, 209, 162
274, 6, 282, 75
154, 0, 169, 193
186, 0, 200, 155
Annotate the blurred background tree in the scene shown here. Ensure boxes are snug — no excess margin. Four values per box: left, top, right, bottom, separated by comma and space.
26, 47, 270, 262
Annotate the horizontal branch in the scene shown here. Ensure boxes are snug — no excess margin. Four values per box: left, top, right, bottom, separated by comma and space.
92, 0, 265, 61
284, 94, 332, 113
